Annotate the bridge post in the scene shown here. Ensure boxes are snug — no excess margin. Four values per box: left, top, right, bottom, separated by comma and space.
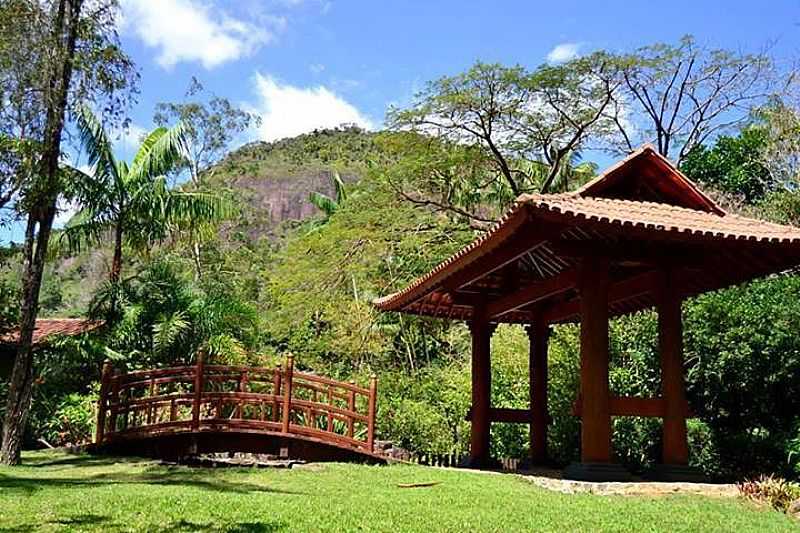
95, 361, 113, 444
282, 355, 294, 433
192, 350, 206, 431
272, 363, 282, 422
368, 374, 377, 452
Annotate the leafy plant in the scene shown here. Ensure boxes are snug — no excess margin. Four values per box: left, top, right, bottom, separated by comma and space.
738, 475, 800, 511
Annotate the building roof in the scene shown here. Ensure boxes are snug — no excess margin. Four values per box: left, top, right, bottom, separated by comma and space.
0, 318, 103, 348
374, 146, 800, 324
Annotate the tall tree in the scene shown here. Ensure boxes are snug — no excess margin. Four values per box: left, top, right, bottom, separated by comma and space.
388, 58, 620, 199
153, 77, 260, 186
611, 35, 780, 163
1, 0, 136, 464
61, 107, 230, 289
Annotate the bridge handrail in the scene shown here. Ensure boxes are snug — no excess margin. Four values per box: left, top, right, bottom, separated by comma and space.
95, 353, 378, 454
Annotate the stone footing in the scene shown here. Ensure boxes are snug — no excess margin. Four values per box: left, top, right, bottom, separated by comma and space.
646, 463, 706, 482
563, 462, 634, 482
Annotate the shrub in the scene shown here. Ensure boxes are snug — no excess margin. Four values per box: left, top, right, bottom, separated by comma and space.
738, 475, 800, 512
41, 390, 97, 447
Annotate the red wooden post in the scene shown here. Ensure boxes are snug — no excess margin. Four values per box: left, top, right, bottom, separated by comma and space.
469, 315, 496, 466
578, 256, 612, 463
109, 370, 120, 434
347, 382, 356, 438
272, 363, 282, 422
282, 355, 294, 433
95, 361, 113, 444
191, 350, 206, 431
367, 374, 378, 452
658, 268, 689, 465
527, 322, 550, 465
326, 385, 334, 432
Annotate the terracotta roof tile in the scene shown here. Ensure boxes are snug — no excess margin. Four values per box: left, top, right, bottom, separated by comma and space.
0, 318, 103, 347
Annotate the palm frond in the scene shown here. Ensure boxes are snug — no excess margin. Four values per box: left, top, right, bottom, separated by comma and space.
128, 122, 187, 184
75, 105, 118, 185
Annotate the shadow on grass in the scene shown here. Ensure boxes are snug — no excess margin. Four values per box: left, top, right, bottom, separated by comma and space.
0, 514, 285, 532
0, 466, 305, 496
161, 519, 287, 532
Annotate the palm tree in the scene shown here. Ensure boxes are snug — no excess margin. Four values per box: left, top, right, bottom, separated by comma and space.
61, 107, 229, 285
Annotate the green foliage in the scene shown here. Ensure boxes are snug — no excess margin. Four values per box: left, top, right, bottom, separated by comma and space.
95, 257, 262, 368
738, 474, 800, 512
40, 390, 96, 447
2, 451, 795, 532
681, 127, 774, 203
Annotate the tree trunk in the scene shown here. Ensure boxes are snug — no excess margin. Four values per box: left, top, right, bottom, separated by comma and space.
110, 221, 123, 284
1, 0, 83, 466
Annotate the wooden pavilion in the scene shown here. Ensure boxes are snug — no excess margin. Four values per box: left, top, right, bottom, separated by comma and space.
374, 145, 800, 481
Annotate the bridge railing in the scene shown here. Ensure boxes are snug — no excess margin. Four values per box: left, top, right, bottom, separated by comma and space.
95, 353, 378, 453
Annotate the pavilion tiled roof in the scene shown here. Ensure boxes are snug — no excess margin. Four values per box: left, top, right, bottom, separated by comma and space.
374, 145, 800, 321
0, 318, 103, 347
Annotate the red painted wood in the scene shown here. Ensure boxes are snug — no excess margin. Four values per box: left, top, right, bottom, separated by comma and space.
97, 355, 379, 457
578, 256, 612, 463
528, 322, 550, 465
658, 268, 690, 465
469, 316, 496, 465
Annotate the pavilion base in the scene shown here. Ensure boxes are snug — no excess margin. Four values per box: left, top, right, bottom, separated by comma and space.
563, 462, 634, 482
645, 464, 706, 482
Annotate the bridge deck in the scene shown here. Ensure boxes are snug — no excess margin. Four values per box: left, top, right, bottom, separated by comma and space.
94, 354, 384, 463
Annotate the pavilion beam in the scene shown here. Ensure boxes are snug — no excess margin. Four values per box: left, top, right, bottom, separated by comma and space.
577, 256, 612, 464
468, 311, 496, 467
486, 270, 577, 319
542, 270, 660, 324
527, 321, 550, 465
441, 220, 562, 293
657, 268, 689, 466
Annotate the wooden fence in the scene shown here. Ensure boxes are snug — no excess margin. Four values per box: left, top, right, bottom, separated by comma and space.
95, 353, 378, 454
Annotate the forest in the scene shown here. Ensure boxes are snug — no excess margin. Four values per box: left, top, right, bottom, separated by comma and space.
1, 0, 800, 485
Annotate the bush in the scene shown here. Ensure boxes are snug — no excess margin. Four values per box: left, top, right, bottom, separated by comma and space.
738, 475, 800, 512
41, 390, 96, 447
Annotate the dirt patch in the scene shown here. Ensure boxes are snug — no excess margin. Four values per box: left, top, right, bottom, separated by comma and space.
522, 474, 738, 497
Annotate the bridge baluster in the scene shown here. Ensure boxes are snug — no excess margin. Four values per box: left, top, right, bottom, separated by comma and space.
368, 374, 377, 452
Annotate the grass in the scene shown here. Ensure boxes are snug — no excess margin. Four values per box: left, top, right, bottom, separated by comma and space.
0, 451, 795, 532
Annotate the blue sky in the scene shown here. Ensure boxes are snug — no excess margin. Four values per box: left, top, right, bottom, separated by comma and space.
3, 0, 800, 243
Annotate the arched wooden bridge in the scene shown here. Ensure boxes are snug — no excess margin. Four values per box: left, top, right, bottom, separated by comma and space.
93, 354, 385, 463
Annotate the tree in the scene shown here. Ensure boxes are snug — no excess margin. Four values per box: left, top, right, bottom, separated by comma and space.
1, 0, 136, 465
387, 57, 620, 201
153, 77, 260, 186
680, 126, 774, 204
60, 107, 230, 291
610, 35, 780, 163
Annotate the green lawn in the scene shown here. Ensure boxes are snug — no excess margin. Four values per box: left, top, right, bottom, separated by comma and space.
0, 451, 795, 532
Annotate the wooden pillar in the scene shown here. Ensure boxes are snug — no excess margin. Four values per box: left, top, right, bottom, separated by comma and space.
578, 256, 612, 463
657, 269, 689, 465
527, 322, 550, 464
469, 317, 496, 466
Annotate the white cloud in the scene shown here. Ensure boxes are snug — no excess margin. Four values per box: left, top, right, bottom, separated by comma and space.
120, 0, 277, 69
546, 42, 582, 63
251, 73, 373, 141
113, 123, 148, 152
309, 63, 325, 75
